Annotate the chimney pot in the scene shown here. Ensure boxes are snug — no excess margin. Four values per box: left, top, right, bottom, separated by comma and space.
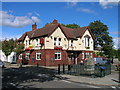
32, 23, 37, 31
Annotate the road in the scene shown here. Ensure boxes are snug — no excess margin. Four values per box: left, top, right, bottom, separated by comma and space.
1, 65, 120, 89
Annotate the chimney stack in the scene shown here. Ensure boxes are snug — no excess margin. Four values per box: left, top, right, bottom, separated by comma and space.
52, 19, 58, 24
32, 22, 37, 31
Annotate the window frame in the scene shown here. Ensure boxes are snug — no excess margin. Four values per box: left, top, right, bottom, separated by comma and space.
36, 52, 41, 60
55, 52, 61, 60
19, 54, 22, 59
71, 40, 73, 47
82, 53, 84, 59
54, 37, 57, 46
26, 53, 30, 60
58, 38, 62, 46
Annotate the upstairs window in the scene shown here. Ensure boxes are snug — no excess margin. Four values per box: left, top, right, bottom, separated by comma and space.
54, 37, 57, 46
26, 40, 28, 46
71, 40, 73, 47
58, 38, 62, 46
36, 39, 39, 46
85, 35, 90, 48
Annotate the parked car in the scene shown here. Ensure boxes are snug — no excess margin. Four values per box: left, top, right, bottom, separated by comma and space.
94, 57, 107, 64
0, 60, 5, 68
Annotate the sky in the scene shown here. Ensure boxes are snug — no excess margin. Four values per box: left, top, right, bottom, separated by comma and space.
0, 1, 119, 49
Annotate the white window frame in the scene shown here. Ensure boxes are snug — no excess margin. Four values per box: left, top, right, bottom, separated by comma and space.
36, 53, 41, 60
58, 38, 62, 46
82, 53, 84, 59
71, 40, 73, 47
36, 39, 39, 46
19, 54, 22, 59
26, 53, 30, 60
90, 53, 93, 58
85, 36, 90, 48
86, 53, 89, 59
54, 37, 57, 46
55, 52, 61, 60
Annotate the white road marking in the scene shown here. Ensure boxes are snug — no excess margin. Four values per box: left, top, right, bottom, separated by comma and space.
61, 80, 101, 88
61, 80, 72, 83
111, 86, 116, 89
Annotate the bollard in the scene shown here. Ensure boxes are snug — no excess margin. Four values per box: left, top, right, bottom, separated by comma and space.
37, 63, 39, 68
63, 64, 65, 74
58, 64, 60, 74
68, 65, 70, 71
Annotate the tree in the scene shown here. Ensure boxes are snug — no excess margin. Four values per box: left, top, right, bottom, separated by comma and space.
89, 20, 113, 58
118, 49, 120, 61
61, 24, 80, 29
2, 39, 24, 56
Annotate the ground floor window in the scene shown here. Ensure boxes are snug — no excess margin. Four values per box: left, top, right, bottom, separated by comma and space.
36, 53, 41, 60
55, 52, 61, 60
19, 54, 22, 59
85, 53, 89, 59
82, 53, 84, 59
90, 53, 93, 58
26, 53, 30, 60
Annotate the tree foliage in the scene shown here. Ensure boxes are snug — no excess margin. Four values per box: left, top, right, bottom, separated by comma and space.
61, 24, 80, 29
2, 39, 24, 56
89, 20, 113, 58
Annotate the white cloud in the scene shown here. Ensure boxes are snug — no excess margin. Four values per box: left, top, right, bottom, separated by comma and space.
0, 11, 41, 28
65, 0, 78, 7
113, 37, 120, 49
99, 0, 118, 9
32, 16, 40, 22
76, 8, 97, 14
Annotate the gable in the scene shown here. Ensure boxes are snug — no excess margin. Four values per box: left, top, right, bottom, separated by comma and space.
50, 27, 67, 38
82, 29, 93, 39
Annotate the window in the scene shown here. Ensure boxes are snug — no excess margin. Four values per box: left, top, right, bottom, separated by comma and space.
90, 53, 93, 58
36, 53, 41, 60
19, 54, 22, 59
36, 39, 39, 46
86, 53, 89, 59
26, 40, 27, 46
55, 52, 61, 60
82, 53, 84, 59
58, 38, 62, 46
54, 37, 57, 46
26, 53, 30, 60
29, 40, 30, 45
71, 40, 73, 47
85, 36, 90, 48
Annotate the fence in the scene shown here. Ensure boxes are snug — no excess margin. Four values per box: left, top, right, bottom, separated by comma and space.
58, 64, 111, 77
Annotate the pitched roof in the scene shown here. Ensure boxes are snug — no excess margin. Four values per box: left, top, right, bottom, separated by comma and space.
18, 20, 94, 41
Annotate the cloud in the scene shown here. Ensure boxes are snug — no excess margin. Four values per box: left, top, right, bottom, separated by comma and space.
65, 0, 78, 7
113, 37, 120, 49
109, 32, 120, 34
99, 0, 118, 9
0, 11, 41, 28
76, 8, 97, 14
